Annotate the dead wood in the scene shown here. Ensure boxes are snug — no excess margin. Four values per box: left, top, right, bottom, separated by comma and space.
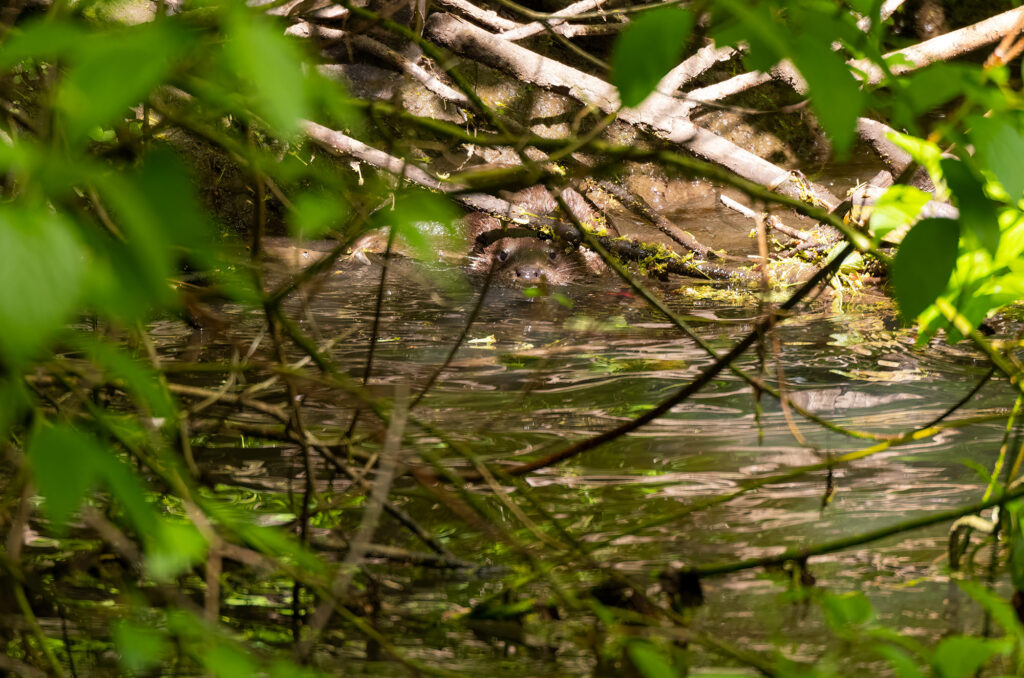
424, 12, 841, 210
851, 7, 1024, 84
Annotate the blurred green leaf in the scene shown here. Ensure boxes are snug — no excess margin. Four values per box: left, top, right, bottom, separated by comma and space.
146, 519, 208, 582
27, 424, 105, 531
98, 449, 160, 537
224, 10, 310, 137
611, 6, 693, 108
79, 338, 177, 421
113, 619, 172, 673
958, 580, 1024, 637
376, 189, 462, 262
970, 116, 1024, 203
57, 22, 191, 144
931, 636, 1004, 678
0, 20, 86, 70
711, 1, 787, 72
95, 148, 215, 317
270, 659, 324, 678
822, 592, 874, 632
626, 640, 678, 678
873, 644, 925, 678
0, 207, 87, 364
791, 40, 863, 157
290, 191, 348, 239
891, 218, 959, 321
893, 64, 977, 131
203, 643, 259, 678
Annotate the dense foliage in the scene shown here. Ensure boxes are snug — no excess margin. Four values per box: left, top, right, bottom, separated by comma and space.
4, 0, 1024, 676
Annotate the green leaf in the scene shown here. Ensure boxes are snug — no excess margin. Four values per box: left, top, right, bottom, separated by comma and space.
868, 185, 932, 240
611, 6, 693, 108
891, 218, 959, 321
822, 592, 874, 632
958, 580, 1024, 637
57, 23, 190, 144
27, 424, 105, 531
931, 636, 1003, 678
203, 643, 259, 678
146, 519, 209, 582
790, 40, 863, 157
376, 189, 462, 263
873, 644, 925, 678
941, 158, 999, 256
270, 660, 324, 678
290, 192, 349, 239
0, 208, 87, 364
969, 116, 1024, 203
133, 148, 214, 253
893, 64, 977, 131
626, 640, 678, 678
94, 148, 214, 317
710, 1, 788, 72
225, 10, 310, 137
113, 620, 172, 673
79, 338, 177, 421
0, 20, 86, 71
97, 451, 160, 538
887, 132, 944, 191
1010, 513, 1024, 596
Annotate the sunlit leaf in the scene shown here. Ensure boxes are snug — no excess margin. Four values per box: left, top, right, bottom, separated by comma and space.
887, 132, 944, 192
868, 185, 932, 240
27, 424, 104, 531
941, 158, 999, 256
0, 207, 87, 364
891, 218, 959, 321
611, 6, 693, 108
225, 10, 310, 137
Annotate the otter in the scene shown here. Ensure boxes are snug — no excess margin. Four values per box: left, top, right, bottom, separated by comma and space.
464, 212, 602, 287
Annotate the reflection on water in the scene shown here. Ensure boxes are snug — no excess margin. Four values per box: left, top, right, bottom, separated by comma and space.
162, 249, 1012, 675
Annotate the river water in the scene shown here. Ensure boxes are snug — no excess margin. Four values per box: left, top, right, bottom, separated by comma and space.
146, 229, 1022, 677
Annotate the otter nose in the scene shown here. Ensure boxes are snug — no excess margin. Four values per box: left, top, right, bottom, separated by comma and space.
515, 266, 545, 281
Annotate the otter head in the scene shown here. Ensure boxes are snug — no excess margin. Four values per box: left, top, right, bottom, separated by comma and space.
469, 235, 582, 287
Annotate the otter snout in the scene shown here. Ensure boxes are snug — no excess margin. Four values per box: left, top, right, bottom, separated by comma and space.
514, 265, 546, 282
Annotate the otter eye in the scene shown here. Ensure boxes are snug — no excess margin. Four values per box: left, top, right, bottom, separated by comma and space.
498, 249, 510, 262
548, 251, 558, 261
